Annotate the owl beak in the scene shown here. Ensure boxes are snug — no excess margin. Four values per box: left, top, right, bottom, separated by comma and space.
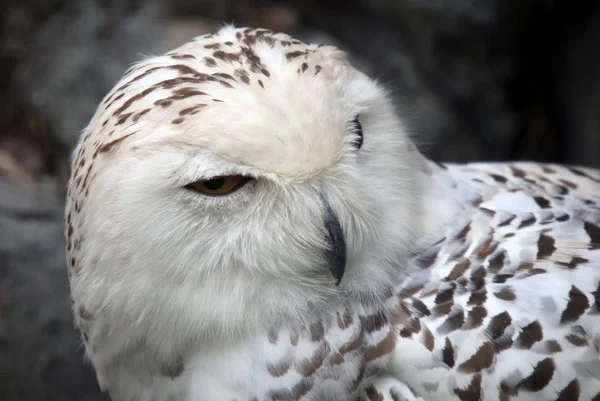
322, 199, 346, 286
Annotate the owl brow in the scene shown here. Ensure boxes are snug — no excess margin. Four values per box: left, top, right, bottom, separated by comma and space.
163, 149, 259, 184
158, 137, 300, 181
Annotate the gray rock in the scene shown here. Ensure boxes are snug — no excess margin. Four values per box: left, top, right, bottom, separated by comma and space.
0, 177, 108, 401
7, 0, 167, 149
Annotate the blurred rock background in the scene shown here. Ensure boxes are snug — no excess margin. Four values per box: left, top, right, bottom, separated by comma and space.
0, 0, 599, 400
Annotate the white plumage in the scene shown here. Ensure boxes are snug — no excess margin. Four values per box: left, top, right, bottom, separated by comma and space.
65, 26, 600, 401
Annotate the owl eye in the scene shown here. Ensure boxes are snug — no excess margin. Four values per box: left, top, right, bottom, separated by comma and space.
186, 176, 252, 196
351, 115, 363, 150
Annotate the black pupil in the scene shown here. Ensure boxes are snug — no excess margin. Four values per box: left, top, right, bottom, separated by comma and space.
352, 116, 363, 149
204, 178, 225, 190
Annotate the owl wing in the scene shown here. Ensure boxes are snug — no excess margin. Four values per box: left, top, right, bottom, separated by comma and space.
388, 162, 600, 401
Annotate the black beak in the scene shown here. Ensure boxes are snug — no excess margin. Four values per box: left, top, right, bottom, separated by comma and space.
322, 198, 346, 286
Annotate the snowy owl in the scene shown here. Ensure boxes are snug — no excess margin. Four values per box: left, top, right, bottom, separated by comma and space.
65, 26, 600, 401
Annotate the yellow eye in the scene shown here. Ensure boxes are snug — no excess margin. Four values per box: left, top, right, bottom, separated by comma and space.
186, 176, 251, 196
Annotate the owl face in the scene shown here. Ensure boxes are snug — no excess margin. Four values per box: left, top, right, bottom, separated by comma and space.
67, 27, 421, 342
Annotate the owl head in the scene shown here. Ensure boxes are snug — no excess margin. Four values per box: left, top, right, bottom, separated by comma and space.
65, 26, 423, 360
